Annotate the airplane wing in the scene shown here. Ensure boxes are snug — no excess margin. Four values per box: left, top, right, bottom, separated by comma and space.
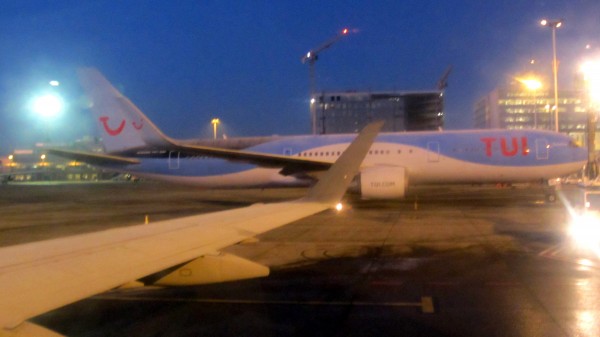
171, 142, 333, 174
47, 143, 331, 173
0, 121, 382, 336
46, 148, 140, 166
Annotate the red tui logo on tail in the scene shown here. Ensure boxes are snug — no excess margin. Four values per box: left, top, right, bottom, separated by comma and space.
99, 116, 126, 136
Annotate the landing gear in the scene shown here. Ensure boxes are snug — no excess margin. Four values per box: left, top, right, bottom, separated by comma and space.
544, 179, 559, 203
545, 192, 557, 203
584, 161, 598, 182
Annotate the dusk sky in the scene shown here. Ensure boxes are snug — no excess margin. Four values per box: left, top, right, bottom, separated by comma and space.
1, 1, 600, 154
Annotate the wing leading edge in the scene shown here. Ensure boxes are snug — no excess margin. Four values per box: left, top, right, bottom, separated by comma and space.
0, 121, 382, 336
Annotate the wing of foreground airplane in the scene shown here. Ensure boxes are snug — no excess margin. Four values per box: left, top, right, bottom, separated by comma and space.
0, 121, 382, 336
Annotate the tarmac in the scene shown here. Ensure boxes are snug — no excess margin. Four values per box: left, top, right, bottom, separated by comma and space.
2, 181, 599, 336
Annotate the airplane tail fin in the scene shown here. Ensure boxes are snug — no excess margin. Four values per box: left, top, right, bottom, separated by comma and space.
78, 68, 173, 153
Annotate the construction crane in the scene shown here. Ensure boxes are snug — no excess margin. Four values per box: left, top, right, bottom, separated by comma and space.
302, 28, 352, 134
436, 65, 453, 91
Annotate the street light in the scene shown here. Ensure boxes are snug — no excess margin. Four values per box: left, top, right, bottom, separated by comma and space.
211, 118, 220, 140
540, 18, 563, 132
32, 93, 63, 118
581, 60, 600, 105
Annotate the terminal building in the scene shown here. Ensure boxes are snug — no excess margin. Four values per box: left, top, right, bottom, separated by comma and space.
312, 90, 445, 134
474, 79, 600, 149
1, 138, 115, 183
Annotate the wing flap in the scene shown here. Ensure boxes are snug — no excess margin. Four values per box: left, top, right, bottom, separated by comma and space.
154, 253, 270, 286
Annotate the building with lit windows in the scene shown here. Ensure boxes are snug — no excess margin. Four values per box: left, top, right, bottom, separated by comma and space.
313, 90, 444, 134
1, 137, 116, 182
474, 84, 599, 148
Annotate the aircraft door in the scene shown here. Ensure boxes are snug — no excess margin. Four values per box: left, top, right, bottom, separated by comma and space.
535, 139, 549, 160
169, 151, 180, 169
427, 142, 440, 162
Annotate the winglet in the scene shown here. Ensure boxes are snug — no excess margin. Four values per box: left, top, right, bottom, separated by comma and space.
303, 121, 384, 204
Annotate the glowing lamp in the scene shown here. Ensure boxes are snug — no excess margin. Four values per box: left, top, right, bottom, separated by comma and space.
32, 94, 63, 118
520, 78, 542, 91
581, 60, 600, 105
569, 212, 600, 254
211, 118, 220, 140
541, 19, 562, 28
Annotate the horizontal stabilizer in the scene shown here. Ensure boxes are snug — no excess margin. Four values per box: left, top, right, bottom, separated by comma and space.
154, 253, 270, 286
46, 148, 140, 166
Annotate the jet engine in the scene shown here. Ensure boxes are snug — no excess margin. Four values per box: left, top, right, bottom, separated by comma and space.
354, 166, 407, 199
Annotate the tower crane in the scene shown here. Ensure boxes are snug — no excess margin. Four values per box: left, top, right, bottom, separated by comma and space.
436, 65, 453, 91
302, 28, 352, 134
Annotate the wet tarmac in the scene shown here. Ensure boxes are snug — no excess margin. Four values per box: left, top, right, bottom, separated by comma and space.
2, 182, 599, 336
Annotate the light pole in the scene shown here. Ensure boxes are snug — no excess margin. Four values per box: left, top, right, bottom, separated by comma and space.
211, 118, 220, 140
541, 19, 563, 132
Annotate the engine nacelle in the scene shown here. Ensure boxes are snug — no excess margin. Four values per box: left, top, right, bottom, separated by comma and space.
357, 166, 407, 199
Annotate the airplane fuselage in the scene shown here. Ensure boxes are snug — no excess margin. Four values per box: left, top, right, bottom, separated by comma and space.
106, 129, 587, 191
68, 69, 588, 199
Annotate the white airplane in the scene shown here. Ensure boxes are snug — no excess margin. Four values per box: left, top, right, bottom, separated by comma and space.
49, 69, 588, 200
0, 121, 381, 336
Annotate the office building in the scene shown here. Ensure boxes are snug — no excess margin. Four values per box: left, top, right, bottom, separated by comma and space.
313, 90, 444, 134
474, 83, 598, 148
